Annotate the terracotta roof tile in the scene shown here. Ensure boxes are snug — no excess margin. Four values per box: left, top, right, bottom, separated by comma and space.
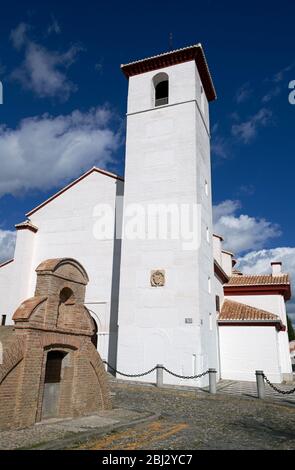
227, 274, 290, 286
219, 299, 280, 322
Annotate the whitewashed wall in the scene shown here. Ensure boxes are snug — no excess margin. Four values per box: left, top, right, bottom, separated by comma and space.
221, 251, 233, 277
0, 170, 123, 363
219, 325, 282, 383
117, 59, 219, 387
213, 235, 222, 266
0, 262, 15, 323
226, 293, 292, 379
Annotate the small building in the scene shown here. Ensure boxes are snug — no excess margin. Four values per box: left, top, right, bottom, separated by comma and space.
214, 237, 293, 383
0, 258, 111, 431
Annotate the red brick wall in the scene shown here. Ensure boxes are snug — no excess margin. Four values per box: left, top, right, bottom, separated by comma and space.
0, 258, 111, 431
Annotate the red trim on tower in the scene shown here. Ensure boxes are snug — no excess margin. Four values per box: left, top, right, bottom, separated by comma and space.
121, 44, 216, 102
224, 284, 291, 301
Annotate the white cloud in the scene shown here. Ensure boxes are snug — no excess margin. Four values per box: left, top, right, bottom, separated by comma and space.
238, 247, 295, 275
213, 200, 241, 222
213, 200, 281, 254
235, 82, 253, 104
0, 230, 16, 263
211, 135, 229, 160
47, 16, 61, 35
231, 108, 273, 144
211, 123, 230, 160
214, 202, 294, 325
238, 248, 295, 323
0, 61, 6, 75
262, 86, 281, 103
260, 63, 295, 104
0, 107, 121, 197
10, 22, 30, 50
10, 22, 81, 100
272, 63, 294, 83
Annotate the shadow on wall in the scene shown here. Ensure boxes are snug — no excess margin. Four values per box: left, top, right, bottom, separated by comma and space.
108, 180, 124, 372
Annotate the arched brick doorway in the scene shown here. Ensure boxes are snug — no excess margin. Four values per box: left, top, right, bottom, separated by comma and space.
42, 350, 68, 420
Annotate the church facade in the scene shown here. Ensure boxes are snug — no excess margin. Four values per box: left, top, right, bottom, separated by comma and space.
0, 45, 292, 385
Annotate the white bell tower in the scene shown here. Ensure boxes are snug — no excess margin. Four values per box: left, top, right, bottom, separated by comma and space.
117, 45, 219, 386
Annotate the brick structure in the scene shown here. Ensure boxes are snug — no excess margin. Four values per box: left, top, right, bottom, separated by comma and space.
0, 258, 111, 431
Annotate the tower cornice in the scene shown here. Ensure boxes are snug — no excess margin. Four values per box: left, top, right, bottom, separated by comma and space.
121, 44, 217, 102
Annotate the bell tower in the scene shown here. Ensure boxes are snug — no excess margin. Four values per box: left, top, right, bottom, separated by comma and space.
117, 45, 219, 386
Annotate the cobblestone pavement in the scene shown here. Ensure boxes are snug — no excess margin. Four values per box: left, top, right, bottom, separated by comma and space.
0, 408, 154, 450
1, 380, 295, 450
216, 380, 295, 405
78, 381, 295, 450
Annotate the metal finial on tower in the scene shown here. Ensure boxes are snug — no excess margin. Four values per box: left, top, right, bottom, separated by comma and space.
169, 33, 173, 51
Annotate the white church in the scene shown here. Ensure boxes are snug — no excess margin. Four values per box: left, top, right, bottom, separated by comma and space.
0, 44, 293, 386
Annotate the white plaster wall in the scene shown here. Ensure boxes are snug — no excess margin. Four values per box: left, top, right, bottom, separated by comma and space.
117, 59, 218, 387
221, 251, 233, 277
0, 262, 16, 320
214, 274, 225, 379
127, 60, 210, 132
0, 171, 123, 362
225, 294, 292, 376
0, 228, 36, 322
213, 235, 222, 265
219, 325, 282, 383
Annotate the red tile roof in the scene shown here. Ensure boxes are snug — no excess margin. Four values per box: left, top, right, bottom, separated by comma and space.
227, 274, 290, 286
219, 299, 280, 322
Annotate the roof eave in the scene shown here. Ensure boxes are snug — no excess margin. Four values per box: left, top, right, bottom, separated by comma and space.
121, 44, 217, 102
26, 167, 124, 218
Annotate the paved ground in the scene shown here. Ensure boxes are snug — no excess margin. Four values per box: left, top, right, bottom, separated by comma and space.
0, 408, 156, 450
1, 380, 295, 450
216, 379, 295, 406
76, 380, 295, 450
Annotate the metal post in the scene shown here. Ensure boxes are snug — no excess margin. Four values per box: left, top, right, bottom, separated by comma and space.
256, 370, 265, 399
209, 369, 217, 395
156, 364, 164, 388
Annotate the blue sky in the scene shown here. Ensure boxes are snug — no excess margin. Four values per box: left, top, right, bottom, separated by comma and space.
0, 0, 295, 320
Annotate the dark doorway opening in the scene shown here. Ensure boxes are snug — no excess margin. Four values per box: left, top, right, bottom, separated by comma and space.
42, 351, 67, 420
155, 80, 169, 107
91, 317, 98, 349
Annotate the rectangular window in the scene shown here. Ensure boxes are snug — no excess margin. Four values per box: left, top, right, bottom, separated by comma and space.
209, 313, 213, 331
208, 277, 212, 294
216, 296, 220, 313
1, 315, 7, 326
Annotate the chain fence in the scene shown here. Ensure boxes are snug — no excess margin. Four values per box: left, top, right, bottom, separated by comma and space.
263, 374, 295, 395
103, 361, 295, 401
103, 361, 210, 380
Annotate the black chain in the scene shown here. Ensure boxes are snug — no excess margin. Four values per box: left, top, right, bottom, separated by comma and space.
103, 361, 209, 380
162, 366, 209, 380
263, 374, 295, 395
103, 361, 158, 378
